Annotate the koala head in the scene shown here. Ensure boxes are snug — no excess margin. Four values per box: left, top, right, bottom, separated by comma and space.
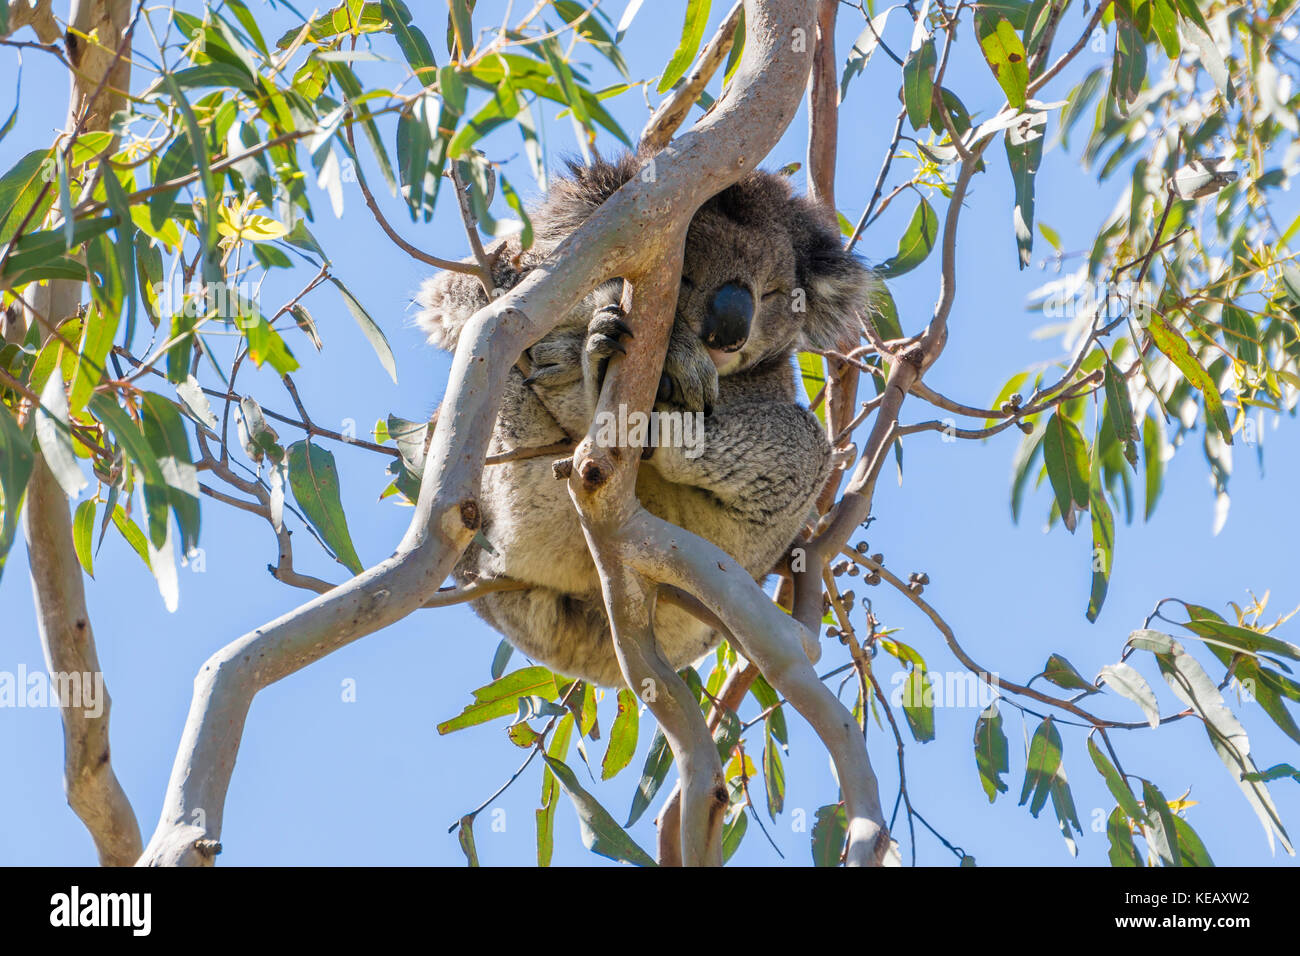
537, 153, 875, 376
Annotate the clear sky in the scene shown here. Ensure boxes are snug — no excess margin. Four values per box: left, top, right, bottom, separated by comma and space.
1, 1, 1297, 867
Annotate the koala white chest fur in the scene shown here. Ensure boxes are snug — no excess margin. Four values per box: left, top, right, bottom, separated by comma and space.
417, 153, 873, 687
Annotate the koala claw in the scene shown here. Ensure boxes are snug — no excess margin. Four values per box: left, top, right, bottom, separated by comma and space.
582, 305, 636, 405
586, 308, 633, 361
656, 327, 719, 414
590, 303, 633, 339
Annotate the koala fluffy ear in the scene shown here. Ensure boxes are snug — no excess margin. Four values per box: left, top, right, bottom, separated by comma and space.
531, 152, 642, 241
790, 200, 876, 351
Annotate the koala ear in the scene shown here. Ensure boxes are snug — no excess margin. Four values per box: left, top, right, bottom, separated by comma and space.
789, 200, 876, 351
531, 152, 641, 241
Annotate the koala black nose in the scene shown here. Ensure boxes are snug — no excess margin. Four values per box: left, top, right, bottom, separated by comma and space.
702, 283, 753, 352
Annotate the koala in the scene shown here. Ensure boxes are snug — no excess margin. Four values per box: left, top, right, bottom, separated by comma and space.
417, 153, 873, 687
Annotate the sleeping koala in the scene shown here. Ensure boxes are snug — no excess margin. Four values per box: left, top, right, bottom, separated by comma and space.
417, 153, 872, 687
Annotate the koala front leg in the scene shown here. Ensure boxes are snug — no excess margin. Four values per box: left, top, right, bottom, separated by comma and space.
579, 303, 719, 418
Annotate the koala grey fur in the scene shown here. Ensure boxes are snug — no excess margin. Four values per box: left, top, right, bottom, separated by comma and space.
416, 153, 873, 687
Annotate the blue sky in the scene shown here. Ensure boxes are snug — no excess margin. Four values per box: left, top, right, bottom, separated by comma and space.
1, 1, 1297, 867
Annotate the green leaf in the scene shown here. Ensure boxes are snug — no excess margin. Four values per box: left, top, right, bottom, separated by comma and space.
160, 73, 220, 286
489, 638, 513, 679
1242, 764, 1300, 785
554, 1, 629, 78
902, 667, 935, 742
1042, 654, 1096, 693
1106, 807, 1142, 866
276, 2, 390, 48
902, 38, 937, 130
1042, 411, 1089, 533
1111, 17, 1147, 108
66, 298, 117, 416
658, 0, 712, 93
72, 498, 95, 577
601, 688, 639, 780
1018, 716, 1062, 816
141, 392, 200, 554
1149, 0, 1181, 57
448, 78, 520, 157
1179, 18, 1234, 104
841, 10, 892, 101
974, 702, 1010, 802
1142, 414, 1165, 519
1173, 815, 1214, 866
1097, 662, 1160, 728
1050, 770, 1082, 854
166, 311, 196, 385
543, 755, 657, 866
1004, 113, 1045, 269
1134, 630, 1294, 854
149, 132, 194, 234
536, 711, 573, 866
811, 804, 848, 866
448, 0, 475, 56
1088, 737, 1146, 822
721, 808, 747, 863
0, 404, 35, 581
396, 91, 439, 220
240, 310, 300, 376
110, 505, 152, 570
89, 392, 165, 486
331, 277, 397, 383
1010, 418, 1044, 522
763, 725, 785, 819
456, 815, 479, 866
381, 0, 436, 82
35, 373, 88, 499
1144, 313, 1232, 442
1087, 425, 1115, 621
974, 13, 1029, 110
287, 440, 364, 574
1179, 614, 1300, 662
626, 728, 673, 827
798, 352, 826, 424
0, 149, 56, 247
438, 666, 559, 734
878, 197, 937, 278
1104, 358, 1139, 467
328, 63, 397, 198
1140, 779, 1180, 866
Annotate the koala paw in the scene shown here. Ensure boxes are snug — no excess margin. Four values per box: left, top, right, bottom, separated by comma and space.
523, 329, 584, 388
657, 322, 718, 415
581, 304, 634, 403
